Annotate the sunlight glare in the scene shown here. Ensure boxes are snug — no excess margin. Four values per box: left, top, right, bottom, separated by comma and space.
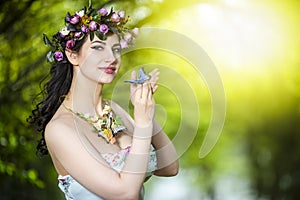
195, 2, 285, 71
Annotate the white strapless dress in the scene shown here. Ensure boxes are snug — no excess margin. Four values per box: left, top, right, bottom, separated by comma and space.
58, 145, 157, 200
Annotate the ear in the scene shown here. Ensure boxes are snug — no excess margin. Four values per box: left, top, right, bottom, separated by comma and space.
65, 49, 79, 65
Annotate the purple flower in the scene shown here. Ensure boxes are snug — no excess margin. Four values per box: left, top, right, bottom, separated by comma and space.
98, 8, 108, 16
54, 52, 63, 61
99, 24, 109, 35
66, 40, 75, 49
81, 26, 89, 33
59, 32, 66, 38
69, 14, 80, 25
111, 13, 120, 22
89, 21, 98, 31
118, 10, 125, 18
74, 32, 83, 38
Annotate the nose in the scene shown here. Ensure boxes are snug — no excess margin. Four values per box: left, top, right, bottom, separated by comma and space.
104, 48, 117, 64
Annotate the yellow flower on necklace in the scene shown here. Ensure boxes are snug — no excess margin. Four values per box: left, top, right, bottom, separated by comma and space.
104, 129, 113, 140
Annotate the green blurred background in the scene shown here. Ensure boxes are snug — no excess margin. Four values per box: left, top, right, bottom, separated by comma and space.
0, 0, 299, 199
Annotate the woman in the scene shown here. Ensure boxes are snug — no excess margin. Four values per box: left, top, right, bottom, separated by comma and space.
28, 3, 178, 200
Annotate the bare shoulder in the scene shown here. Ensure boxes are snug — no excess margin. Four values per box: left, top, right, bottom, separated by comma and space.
46, 116, 72, 133
44, 116, 77, 148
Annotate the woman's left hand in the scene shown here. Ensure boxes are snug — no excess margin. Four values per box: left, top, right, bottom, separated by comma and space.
130, 68, 159, 105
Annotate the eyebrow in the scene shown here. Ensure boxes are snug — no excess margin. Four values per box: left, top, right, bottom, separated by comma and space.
112, 44, 121, 48
91, 40, 106, 45
91, 41, 121, 47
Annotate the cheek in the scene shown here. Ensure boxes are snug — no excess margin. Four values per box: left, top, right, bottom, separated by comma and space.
79, 52, 102, 68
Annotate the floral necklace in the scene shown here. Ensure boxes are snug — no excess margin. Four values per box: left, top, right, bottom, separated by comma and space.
64, 104, 126, 144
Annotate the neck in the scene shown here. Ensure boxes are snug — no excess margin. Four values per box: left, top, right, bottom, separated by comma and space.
64, 67, 104, 115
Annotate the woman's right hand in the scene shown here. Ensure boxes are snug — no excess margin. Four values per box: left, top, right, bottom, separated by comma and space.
132, 81, 155, 128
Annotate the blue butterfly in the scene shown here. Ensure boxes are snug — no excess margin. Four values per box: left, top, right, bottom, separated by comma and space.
124, 67, 151, 84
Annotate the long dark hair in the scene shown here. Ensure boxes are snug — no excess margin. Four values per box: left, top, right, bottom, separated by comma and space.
27, 34, 86, 156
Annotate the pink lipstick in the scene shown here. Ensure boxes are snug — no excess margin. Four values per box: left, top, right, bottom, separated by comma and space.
100, 66, 116, 74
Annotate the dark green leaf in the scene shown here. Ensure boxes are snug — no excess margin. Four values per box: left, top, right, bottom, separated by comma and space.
43, 33, 52, 47
95, 31, 106, 40
90, 31, 94, 41
88, 0, 92, 9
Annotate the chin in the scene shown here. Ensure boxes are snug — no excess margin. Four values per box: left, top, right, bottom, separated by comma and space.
97, 77, 116, 84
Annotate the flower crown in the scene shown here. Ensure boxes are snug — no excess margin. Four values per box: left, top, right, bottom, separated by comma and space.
43, 4, 138, 63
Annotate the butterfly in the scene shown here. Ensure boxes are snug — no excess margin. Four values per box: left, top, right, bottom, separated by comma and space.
124, 67, 151, 84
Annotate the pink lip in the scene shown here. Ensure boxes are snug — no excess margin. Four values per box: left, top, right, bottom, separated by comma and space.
99, 66, 116, 74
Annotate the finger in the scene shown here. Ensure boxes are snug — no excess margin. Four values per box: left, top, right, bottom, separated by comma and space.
149, 68, 159, 77
152, 85, 158, 94
148, 82, 153, 101
131, 70, 137, 79
141, 82, 150, 101
149, 69, 159, 93
130, 84, 139, 101
148, 82, 156, 93
135, 84, 143, 100
149, 69, 159, 85
150, 75, 159, 84
130, 70, 137, 96
149, 69, 159, 79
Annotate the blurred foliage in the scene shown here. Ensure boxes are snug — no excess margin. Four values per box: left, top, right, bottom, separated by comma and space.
1, 0, 300, 199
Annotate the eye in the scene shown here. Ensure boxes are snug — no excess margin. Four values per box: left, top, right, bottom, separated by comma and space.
112, 47, 121, 54
91, 45, 104, 50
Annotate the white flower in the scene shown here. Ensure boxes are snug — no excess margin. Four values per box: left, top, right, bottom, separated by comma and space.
103, 105, 111, 112
59, 26, 70, 36
76, 9, 85, 17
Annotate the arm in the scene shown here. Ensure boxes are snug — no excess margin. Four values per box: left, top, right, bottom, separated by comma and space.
46, 83, 155, 200
46, 122, 151, 200
152, 120, 179, 176
130, 68, 179, 177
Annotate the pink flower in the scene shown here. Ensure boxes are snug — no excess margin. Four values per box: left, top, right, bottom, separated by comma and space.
132, 28, 139, 36
89, 21, 98, 31
69, 14, 80, 25
54, 52, 63, 61
111, 13, 120, 22
123, 33, 132, 42
99, 24, 109, 35
118, 10, 125, 19
120, 39, 128, 49
66, 40, 75, 49
98, 8, 108, 16
81, 26, 89, 33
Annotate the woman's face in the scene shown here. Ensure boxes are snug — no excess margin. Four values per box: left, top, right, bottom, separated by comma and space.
76, 34, 122, 84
